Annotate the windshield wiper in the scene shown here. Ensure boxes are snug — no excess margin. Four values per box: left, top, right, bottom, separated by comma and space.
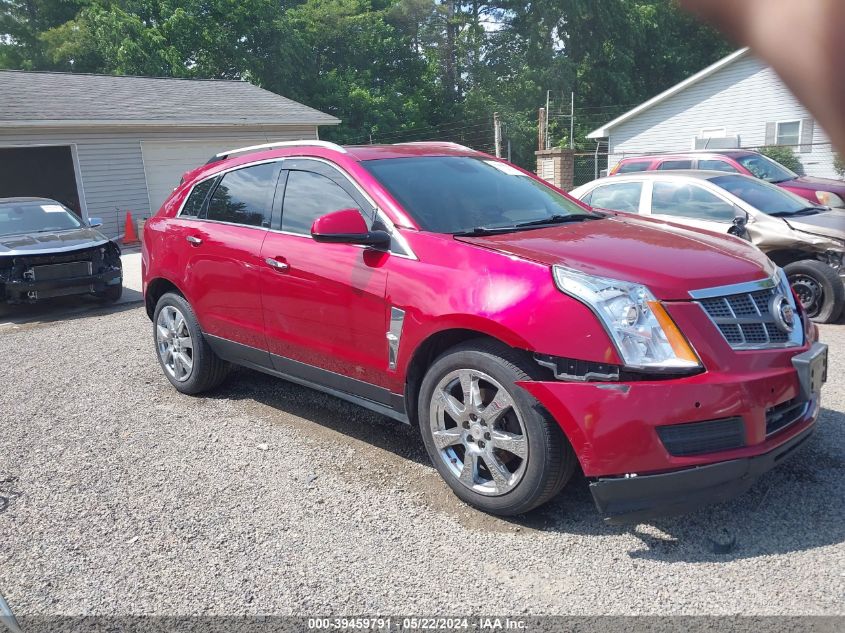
509, 213, 601, 229
453, 214, 600, 237
770, 206, 823, 217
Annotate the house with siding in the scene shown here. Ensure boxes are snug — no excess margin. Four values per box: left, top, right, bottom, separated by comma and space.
587, 48, 839, 179
0, 70, 339, 237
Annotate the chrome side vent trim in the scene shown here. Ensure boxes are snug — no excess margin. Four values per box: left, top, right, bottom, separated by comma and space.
386, 307, 405, 370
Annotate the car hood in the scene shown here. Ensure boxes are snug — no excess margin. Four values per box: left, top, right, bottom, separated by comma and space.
0, 227, 109, 256
455, 215, 775, 300
785, 176, 845, 193
784, 209, 845, 243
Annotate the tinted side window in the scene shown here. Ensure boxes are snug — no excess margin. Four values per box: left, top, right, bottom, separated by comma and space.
698, 159, 739, 173
206, 163, 276, 227
657, 160, 693, 170
282, 170, 361, 234
651, 182, 736, 222
181, 178, 216, 217
617, 161, 651, 174
589, 182, 642, 213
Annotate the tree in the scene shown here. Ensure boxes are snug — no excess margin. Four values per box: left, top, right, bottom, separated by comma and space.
1, 0, 734, 168
0, 0, 87, 69
834, 153, 845, 178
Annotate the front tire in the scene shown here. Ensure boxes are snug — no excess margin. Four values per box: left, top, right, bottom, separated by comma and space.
418, 340, 576, 516
95, 283, 123, 302
785, 259, 844, 323
153, 292, 230, 394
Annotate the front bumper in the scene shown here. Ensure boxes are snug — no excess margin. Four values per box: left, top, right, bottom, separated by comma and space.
518, 336, 825, 523
590, 423, 814, 524
2, 267, 122, 302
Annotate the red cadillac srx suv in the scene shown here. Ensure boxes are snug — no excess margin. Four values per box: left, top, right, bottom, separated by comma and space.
142, 141, 828, 523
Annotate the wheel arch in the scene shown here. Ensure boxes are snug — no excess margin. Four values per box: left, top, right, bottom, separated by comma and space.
145, 277, 187, 320
403, 326, 549, 428
765, 248, 818, 268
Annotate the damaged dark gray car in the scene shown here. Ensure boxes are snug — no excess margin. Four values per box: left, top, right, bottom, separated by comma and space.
0, 197, 123, 304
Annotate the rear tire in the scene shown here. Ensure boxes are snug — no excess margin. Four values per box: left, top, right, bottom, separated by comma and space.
153, 292, 230, 394
785, 259, 844, 324
417, 339, 576, 516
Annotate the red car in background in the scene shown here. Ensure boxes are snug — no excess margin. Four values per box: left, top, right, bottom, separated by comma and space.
611, 150, 845, 208
142, 141, 827, 523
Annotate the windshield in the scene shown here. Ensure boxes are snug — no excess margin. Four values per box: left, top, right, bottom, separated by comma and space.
0, 201, 83, 237
735, 153, 797, 183
362, 156, 592, 233
711, 175, 815, 214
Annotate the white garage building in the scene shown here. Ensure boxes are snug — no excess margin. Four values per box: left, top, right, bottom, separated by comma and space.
0, 70, 339, 237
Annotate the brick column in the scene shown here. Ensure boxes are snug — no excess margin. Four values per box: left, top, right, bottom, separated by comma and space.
535, 148, 575, 191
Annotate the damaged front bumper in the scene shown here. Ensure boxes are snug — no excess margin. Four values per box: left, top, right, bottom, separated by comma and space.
0, 244, 122, 303
590, 422, 815, 524
518, 340, 825, 523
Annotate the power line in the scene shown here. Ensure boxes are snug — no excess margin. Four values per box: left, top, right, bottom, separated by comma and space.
346, 116, 494, 144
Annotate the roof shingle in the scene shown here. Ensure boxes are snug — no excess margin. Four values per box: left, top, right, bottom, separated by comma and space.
0, 70, 340, 127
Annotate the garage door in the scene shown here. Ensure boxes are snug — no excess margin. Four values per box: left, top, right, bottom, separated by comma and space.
142, 139, 269, 213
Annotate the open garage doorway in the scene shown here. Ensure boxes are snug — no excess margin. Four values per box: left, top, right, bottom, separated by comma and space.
0, 145, 84, 216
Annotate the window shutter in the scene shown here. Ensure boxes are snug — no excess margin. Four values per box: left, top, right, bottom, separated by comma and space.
800, 118, 814, 152
764, 122, 776, 146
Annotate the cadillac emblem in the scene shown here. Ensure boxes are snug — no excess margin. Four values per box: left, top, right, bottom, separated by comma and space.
771, 294, 796, 333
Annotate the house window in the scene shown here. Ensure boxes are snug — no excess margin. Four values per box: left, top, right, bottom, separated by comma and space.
776, 121, 801, 147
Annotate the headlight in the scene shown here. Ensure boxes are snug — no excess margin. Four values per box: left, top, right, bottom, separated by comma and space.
552, 265, 701, 371
815, 191, 845, 207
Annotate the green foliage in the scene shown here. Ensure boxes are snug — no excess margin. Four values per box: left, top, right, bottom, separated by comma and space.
758, 145, 805, 176
834, 153, 845, 178
0, 0, 732, 168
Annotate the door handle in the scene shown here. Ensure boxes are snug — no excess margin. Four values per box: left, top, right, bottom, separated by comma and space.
186, 235, 203, 245
265, 257, 289, 271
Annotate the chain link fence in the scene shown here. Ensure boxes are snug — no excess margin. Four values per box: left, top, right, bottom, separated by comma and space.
574, 152, 610, 188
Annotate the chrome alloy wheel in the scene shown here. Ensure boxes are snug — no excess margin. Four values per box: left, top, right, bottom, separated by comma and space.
429, 368, 528, 496
156, 305, 194, 382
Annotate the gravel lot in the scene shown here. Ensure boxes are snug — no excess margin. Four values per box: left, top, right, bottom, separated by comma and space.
0, 302, 843, 617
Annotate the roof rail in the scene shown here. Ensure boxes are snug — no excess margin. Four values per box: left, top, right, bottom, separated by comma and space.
394, 141, 473, 151
210, 140, 347, 163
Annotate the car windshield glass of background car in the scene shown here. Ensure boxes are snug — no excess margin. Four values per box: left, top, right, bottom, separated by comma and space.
362, 156, 591, 233
712, 175, 815, 214
0, 201, 83, 237
736, 154, 797, 183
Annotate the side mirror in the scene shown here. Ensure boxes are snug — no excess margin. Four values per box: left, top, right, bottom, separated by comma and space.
311, 209, 391, 247
88, 217, 103, 228
727, 207, 750, 239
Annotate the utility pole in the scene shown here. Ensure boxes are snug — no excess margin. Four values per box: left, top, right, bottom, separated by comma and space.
493, 112, 502, 158
570, 91, 575, 149
538, 107, 546, 151
545, 90, 551, 149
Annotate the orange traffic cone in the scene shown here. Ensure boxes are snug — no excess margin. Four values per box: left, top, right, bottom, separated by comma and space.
122, 211, 139, 245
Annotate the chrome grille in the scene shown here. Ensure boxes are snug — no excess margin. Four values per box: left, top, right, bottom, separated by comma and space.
692, 274, 803, 350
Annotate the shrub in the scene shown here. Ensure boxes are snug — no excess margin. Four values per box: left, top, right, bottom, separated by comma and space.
758, 145, 805, 176
834, 153, 845, 178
